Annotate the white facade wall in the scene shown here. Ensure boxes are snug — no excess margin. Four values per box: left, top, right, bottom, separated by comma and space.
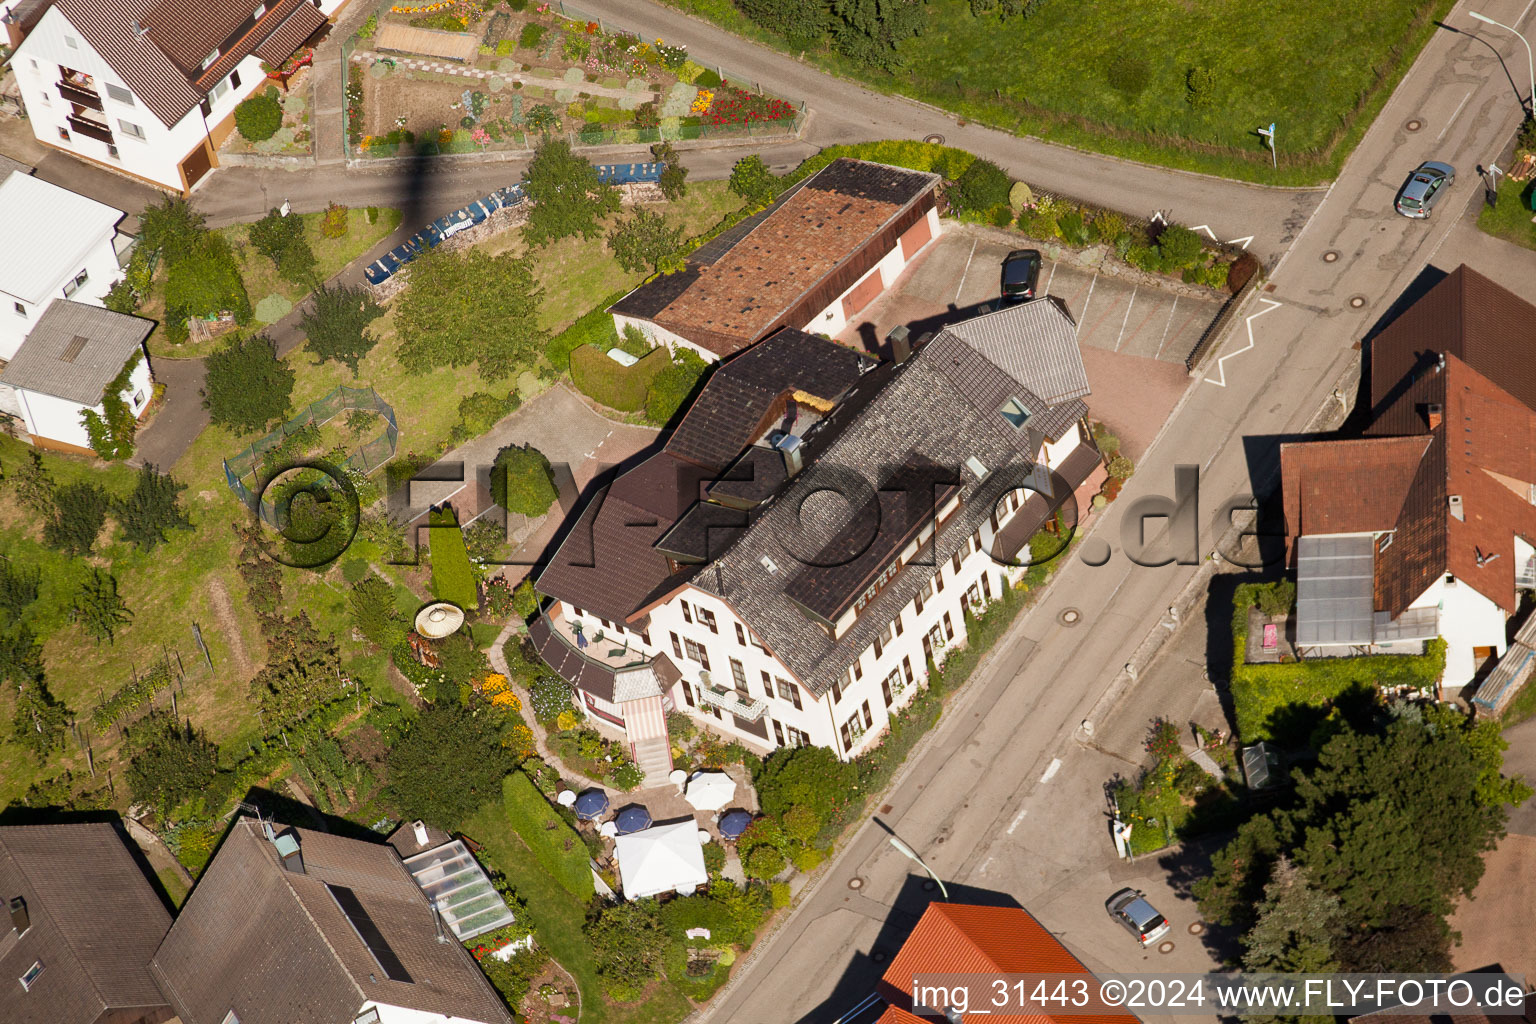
12, 346, 151, 450
362, 999, 502, 1024
1407, 576, 1508, 689
809, 207, 941, 339
0, 229, 122, 360
610, 313, 722, 364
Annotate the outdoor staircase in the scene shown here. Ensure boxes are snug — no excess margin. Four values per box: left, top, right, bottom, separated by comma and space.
633, 736, 674, 788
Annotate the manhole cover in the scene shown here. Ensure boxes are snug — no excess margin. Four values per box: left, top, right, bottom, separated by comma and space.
1322, 250, 1340, 263
1158, 940, 1176, 954
1059, 607, 1082, 626
848, 877, 864, 890
1348, 295, 1367, 309
923, 133, 945, 145
1405, 118, 1423, 132
1188, 921, 1206, 936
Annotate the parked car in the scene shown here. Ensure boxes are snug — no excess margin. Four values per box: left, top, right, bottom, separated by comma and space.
1000, 248, 1042, 302
1105, 888, 1170, 946
1394, 161, 1455, 218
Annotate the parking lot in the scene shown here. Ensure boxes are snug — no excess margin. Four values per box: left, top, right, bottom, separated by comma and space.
845, 227, 1224, 459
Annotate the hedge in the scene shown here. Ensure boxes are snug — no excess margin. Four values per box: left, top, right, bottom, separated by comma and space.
569, 344, 670, 412
502, 771, 595, 898
544, 294, 626, 371
1229, 582, 1446, 742
429, 511, 478, 610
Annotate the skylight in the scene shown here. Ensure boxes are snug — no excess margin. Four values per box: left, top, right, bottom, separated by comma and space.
1000, 397, 1031, 429
400, 839, 516, 941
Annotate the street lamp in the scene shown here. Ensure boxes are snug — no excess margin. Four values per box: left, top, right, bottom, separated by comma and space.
888, 836, 949, 900
1471, 11, 1536, 115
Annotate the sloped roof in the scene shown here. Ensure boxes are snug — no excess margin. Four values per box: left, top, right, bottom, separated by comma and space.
152, 819, 513, 1024
937, 298, 1091, 405
0, 172, 122, 306
35, 0, 201, 127
0, 300, 151, 405
880, 903, 1140, 1024
0, 822, 173, 1024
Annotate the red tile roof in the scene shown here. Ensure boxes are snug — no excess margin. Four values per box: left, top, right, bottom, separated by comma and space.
880, 904, 1140, 1024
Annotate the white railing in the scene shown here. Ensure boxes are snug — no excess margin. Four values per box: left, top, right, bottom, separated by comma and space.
698, 686, 768, 721
1519, 557, 1536, 589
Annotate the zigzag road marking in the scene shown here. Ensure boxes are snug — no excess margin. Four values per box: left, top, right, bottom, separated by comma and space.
1204, 296, 1282, 387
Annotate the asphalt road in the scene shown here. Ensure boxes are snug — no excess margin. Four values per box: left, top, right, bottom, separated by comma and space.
698, 3, 1536, 1022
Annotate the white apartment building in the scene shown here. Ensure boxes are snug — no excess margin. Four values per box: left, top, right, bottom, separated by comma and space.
5, 0, 338, 192
608, 158, 942, 364
532, 299, 1106, 778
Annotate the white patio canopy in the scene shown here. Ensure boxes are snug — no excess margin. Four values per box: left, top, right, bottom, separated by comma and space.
684, 771, 737, 812
614, 821, 709, 900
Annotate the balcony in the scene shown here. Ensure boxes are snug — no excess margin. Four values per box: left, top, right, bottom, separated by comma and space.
529, 604, 655, 696
1519, 556, 1536, 590
697, 684, 768, 722
66, 113, 113, 144
57, 81, 103, 111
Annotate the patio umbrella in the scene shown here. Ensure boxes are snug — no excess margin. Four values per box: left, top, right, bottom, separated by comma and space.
614, 805, 652, 835
684, 771, 737, 812
574, 789, 610, 821
718, 810, 753, 839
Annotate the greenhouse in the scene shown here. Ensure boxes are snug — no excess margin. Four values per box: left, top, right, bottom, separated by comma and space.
401, 838, 516, 940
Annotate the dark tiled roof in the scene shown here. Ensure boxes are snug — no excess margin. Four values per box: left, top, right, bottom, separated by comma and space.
190, 0, 316, 92
0, 822, 173, 1024
707, 446, 787, 507
152, 820, 513, 1024
142, 0, 266, 72
666, 328, 876, 470
1, 300, 150, 405
252, 0, 325, 65
609, 159, 939, 356
1, 0, 53, 35
47, 0, 202, 127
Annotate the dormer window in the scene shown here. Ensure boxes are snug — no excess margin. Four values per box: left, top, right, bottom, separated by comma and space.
19, 960, 44, 991
254, 2, 267, 16
201, 49, 219, 70
999, 397, 1031, 429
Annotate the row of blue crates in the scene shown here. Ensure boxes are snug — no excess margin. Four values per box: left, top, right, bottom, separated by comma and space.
362, 163, 666, 285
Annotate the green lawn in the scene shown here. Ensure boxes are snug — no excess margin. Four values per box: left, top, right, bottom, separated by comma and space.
156, 867, 190, 908
663, 0, 1454, 184
1477, 175, 1536, 249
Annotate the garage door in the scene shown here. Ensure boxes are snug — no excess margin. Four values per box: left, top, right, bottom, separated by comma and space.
841, 268, 884, 319
180, 142, 213, 191
899, 215, 933, 259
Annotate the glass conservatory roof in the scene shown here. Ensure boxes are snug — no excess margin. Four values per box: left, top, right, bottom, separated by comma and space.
401, 838, 515, 941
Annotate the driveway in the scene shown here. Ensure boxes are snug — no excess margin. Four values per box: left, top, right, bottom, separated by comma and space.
132, 357, 208, 471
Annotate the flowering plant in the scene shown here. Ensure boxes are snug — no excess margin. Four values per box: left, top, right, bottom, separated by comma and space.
702, 86, 795, 126
471, 126, 491, 147
690, 88, 713, 115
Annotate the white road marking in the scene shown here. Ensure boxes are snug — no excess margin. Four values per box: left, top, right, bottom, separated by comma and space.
979, 855, 994, 874
1153, 296, 1180, 359
1227, 235, 1254, 249
1204, 296, 1283, 386
1076, 272, 1098, 335
1006, 807, 1029, 835
1113, 285, 1138, 351
1190, 224, 1219, 240
1437, 89, 1474, 143
1039, 757, 1062, 783
954, 239, 979, 305
1043, 259, 1058, 296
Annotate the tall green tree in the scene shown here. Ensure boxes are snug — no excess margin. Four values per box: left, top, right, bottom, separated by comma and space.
204, 333, 295, 433
395, 248, 544, 381
522, 137, 621, 246
126, 714, 220, 812
828, 0, 927, 71
386, 699, 513, 829
349, 574, 405, 650
299, 282, 384, 372
583, 901, 674, 997
492, 444, 558, 516
75, 568, 132, 644
736, 0, 829, 47
11, 676, 70, 763
116, 465, 191, 551
651, 140, 689, 201
728, 154, 778, 207
607, 207, 685, 274
164, 231, 252, 328
248, 207, 317, 284
43, 481, 109, 556
0, 563, 41, 626
138, 196, 206, 262
1241, 857, 1339, 973
755, 744, 857, 822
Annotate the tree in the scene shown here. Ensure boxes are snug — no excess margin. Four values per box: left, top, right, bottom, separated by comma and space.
395, 247, 545, 381
1241, 857, 1339, 973
512, 579, 539, 620
522, 137, 621, 246
950, 157, 1012, 214
204, 333, 295, 433
1331, 904, 1452, 972
12, 449, 53, 516
492, 444, 558, 516
126, 715, 220, 812
350, 574, 405, 650
736, 0, 828, 47
248, 613, 342, 729
645, 348, 709, 424
234, 89, 284, 141
437, 630, 491, 684
164, 231, 252, 330
43, 481, 108, 556
116, 465, 191, 551
583, 901, 674, 997
10, 676, 69, 763
300, 282, 384, 372
248, 207, 317, 284
607, 207, 685, 274
781, 803, 821, 844
0, 562, 40, 626
138, 196, 206, 263
728, 154, 778, 207
746, 844, 787, 879
387, 699, 514, 829
755, 744, 857, 821
828, 0, 927, 71
652, 140, 689, 201
74, 568, 132, 644
0, 626, 43, 686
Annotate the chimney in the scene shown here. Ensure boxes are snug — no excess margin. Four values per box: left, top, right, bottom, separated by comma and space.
886, 324, 912, 363
1449, 494, 1464, 522
9, 897, 29, 937
273, 830, 305, 874
1427, 403, 1443, 430
412, 820, 429, 846
774, 433, 803, 477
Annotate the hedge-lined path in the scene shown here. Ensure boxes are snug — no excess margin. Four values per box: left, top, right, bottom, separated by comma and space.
351, 49, 660, 103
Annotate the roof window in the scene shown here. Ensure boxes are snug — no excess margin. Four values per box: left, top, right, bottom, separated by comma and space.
1000, 397, 1031, 429
19, 959, 44, 991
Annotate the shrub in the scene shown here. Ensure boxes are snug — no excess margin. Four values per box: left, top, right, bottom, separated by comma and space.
529, 674, 574, 722
545, 298, 623, 370
235, 91, 283, 141
756, 745, 857, 821
1007, 181, 1033, 212
351, 574, 405, 650
610, 759, 644, 790
496, 38, 515, 56
429, 512, 478, 609
1253, 580, 1296, 618
1090, 209, 1126, 243
990, 206, 1014, 228
456, 390, 518, 439
1228, 252, 1260, 293
1124, 243, 1162, 273
1156, 224, 1205, 270
1056, 208, 1089, 246
503, 772, 595, 897
950, 157, 1011, 214
512, 579, 539, 619
1107, 454, 1133, 480
728, 154, 778, 206
357, 13, 377, 37
321, 202, 349, 238
571, 344, 670, 412
1185, 65, 1217, 108
746, 845, 786, 879
645, 347, 708, 425
789, 846, 825, 872
1020, 207, 1057, 240
703, 842, 726, 875
518, 23, 545, 48
694, 67, 722, 88
492, 444, 558, 516
1107, 55, 1151, 98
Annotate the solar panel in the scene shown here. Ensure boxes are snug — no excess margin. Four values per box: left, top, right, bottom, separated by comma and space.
325, 884, 412, 983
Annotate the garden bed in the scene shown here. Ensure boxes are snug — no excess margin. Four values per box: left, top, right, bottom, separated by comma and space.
220, 69, 315, 156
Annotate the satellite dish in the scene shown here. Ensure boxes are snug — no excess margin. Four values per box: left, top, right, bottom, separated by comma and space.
599, 821, 618, 838
414, 602, 465, 638
697, 830, 711, 845
556, 790, 577, 807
